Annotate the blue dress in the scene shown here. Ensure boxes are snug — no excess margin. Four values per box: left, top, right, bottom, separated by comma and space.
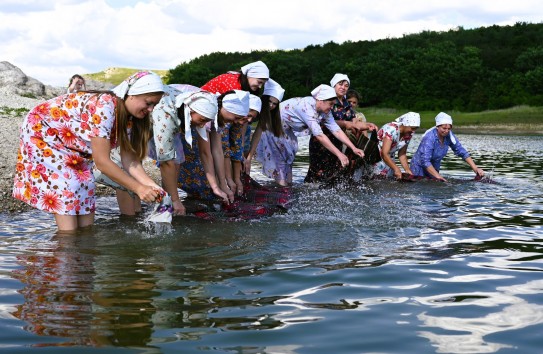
410, 128, 470, 177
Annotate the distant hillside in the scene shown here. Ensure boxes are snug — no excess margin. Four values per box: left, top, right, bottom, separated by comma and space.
168, 22, 543, 112
85, 67, 169, 85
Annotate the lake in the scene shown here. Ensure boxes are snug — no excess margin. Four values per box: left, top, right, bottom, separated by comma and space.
0, 134, 542, 353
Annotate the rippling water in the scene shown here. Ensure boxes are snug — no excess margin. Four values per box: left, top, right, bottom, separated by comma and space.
1, 134, 542, 353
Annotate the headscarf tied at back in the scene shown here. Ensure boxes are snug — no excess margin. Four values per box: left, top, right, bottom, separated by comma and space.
222, 90, 250, 116
311, 84, 336, 100
240, 61, 270, 79
394, 112, 421, 127
112, 71, 164, 98
175, 91, 219, 146
263, 78, 285, 102
422, 112, 456, 144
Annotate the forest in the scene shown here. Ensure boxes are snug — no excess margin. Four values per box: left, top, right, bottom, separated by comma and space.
167, 22, 543, 112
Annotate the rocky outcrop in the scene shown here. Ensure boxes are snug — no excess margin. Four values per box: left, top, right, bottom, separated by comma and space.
0, 61, 114, 99
0, 61, 59, 98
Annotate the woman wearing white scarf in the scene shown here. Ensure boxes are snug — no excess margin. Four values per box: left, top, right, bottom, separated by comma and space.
114, 83, 231, 215
178, 90, 250, 203
244, 78, 285, 175
371, 112, 420, 180
15, 71, 164, 230
410, 112, 485, 181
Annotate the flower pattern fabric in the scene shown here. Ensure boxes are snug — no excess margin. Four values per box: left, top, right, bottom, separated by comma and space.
256, 97, 340, 181
13, 93, 117, 215
148, 84, 185, 164
372, 122, 414, 177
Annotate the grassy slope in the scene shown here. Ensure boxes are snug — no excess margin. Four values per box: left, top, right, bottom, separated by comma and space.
85, 67, 169, 85
361, 106, 543, 134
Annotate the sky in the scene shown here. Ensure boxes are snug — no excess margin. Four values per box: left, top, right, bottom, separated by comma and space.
1, 0, 542, 87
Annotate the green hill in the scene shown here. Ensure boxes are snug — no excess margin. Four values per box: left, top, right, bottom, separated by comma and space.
85, 67, 169, 86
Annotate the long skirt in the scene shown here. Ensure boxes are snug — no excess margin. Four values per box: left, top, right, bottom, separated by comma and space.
255, 128, 298, 183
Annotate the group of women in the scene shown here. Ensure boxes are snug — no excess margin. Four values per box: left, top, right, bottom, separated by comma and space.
13, 61, 485, 231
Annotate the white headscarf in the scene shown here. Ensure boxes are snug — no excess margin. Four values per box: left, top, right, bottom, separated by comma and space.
112, 71, 164, 98
395, 112, 420, 127
240, 61, 270, 79
311, 84, 336, 100
422, 112, 456, 144
249, 94, 262, 113
330, 73, 350, 88
175, 91, 219, 145
263, 78, 285, 101
222, 90, 250, 116
435, 112, 453, 126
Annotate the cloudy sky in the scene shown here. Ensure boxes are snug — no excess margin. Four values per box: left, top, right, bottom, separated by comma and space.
1, 0, 542, 87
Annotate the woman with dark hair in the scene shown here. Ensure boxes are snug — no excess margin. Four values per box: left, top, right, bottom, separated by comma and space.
13, 71, 165, 231
244, 78, 285, 175
257, 84, 365, 186
67, 74, 86, 93
201, 60, 270, 195
178, 90, 250, 201
305, 74, 377, 183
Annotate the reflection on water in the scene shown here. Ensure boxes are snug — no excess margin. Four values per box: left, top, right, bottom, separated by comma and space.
0, 134, 542, 353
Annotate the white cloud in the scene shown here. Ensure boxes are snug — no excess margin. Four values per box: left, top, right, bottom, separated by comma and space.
0, 0, 541, 87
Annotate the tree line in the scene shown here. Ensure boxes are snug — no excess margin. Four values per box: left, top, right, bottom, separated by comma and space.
167, 22, 543, 112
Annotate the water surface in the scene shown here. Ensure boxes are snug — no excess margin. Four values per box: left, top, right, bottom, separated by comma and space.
0, 134, 542, 353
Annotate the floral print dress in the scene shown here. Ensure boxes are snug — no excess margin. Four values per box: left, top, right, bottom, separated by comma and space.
256, 97, 341, 182
372, 122, 414, 178
13, 93, 117, 215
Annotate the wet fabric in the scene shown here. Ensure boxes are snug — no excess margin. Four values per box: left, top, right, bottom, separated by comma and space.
316, 131, 382, 186
145, 193, 173, 223
304, 97, 356, 183
189, 174, 293, 221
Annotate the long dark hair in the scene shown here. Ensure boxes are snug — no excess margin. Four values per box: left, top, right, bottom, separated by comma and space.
258, 95, 283, 137
235, 71, 261, 95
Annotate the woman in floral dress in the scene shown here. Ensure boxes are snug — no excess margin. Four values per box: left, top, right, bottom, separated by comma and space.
13, 71, 165, 231
372, 112, 420, 179
257, 84, 365, 186
113, 84, 226, 216
305, 73, 377, 183
178, 90, 249, 201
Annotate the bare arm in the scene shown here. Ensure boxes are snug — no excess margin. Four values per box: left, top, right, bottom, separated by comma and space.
380, 137, 402, 179
159, 159, 185, 215
313, 133, 350, 168
91, 137, 160, 203
244, 123, 263, 175
397, 145, 412, 175
210, 130, 234, 202
197, 133, 230, 203
465, 156, 485, 176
